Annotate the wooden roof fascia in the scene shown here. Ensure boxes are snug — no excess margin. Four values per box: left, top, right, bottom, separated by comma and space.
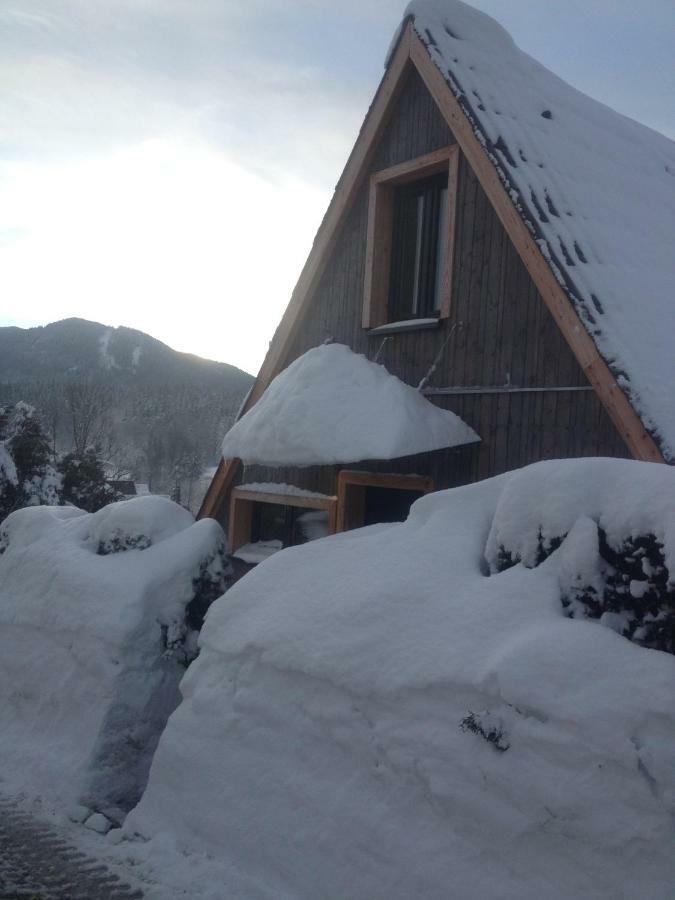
198, 24, 417, 520
408, 30, 665, 464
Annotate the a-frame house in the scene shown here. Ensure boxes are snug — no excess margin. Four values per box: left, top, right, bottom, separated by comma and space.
200, 0, 674, 568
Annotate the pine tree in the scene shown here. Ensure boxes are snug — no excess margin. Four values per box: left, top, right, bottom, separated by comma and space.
59, 446, 117, 513
0, 403, 61, 521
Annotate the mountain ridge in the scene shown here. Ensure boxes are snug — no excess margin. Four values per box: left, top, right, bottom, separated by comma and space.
0, 318, 253, 387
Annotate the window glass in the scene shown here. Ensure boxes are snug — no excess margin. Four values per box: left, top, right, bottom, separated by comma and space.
389, 173, 448, 320
251, 502, 329, 548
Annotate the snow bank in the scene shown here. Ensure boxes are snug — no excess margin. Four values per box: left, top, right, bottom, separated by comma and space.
128, 459, 675, 898
222, 343, 478, 465
405, 0, 675, 459
0, 496, 229, 822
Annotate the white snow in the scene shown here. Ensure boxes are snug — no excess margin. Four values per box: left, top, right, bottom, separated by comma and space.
368, 316, 440, 333
232, 539, 283, 565
0, 496, 228, 821
0, 441, 18, 487
405, 0, 675, 459
84, 812, 112, 835
127, 458, 675, 899
222, 342, 479, 466
238, 482, 333, 500
98, 329, 118, 369
485, 457, 675, 573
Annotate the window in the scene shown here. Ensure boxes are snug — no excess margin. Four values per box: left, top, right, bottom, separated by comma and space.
228, 485, 337, 565
335, 470, 434, 532
363, 146, 458, 331
389, 173, 448, 320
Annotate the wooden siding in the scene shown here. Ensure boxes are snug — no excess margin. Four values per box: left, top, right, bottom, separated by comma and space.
237, 66, 630, 505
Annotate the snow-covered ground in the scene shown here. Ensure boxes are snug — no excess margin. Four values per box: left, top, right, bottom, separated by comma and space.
124, 458, 675, 899
0, 496, 229, 826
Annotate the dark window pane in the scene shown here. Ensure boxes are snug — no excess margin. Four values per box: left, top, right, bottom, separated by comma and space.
363, 487, 424, 525
389, 172, 448, 321
251, 502, 329, 548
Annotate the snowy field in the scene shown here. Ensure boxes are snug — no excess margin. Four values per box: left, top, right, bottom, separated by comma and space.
124, 458, 675, 899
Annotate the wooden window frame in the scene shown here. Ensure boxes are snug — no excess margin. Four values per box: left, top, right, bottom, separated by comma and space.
228, 486, 337, 554
363, 145, 459, 330
335, 470, 435, 533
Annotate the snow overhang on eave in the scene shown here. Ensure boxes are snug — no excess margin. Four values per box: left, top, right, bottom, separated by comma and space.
221, 343, 479, 468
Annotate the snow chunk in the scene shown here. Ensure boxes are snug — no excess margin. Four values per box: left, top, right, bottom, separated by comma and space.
232, 539, 282, 565
404, 0, 675, 459
85, 812, 112, 834
128, 459, 675, 898
222, 343, 478, 466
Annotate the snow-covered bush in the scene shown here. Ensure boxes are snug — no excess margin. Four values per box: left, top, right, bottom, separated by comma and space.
486, 459, 675, 653
0, 495, 230, 821
126, 459, 675, 899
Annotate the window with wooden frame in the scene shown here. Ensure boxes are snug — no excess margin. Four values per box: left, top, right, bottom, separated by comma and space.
228, 485, 337, 559
363, 145, 459, 331
335, 470, 434, 533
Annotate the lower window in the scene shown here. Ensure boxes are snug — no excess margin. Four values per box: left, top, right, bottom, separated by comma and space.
336, 471, 434, 532
228, 484, 337, 567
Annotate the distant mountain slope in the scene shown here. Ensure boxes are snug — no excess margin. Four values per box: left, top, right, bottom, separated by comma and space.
0, 319, 254, 497
0, 318, 252, 389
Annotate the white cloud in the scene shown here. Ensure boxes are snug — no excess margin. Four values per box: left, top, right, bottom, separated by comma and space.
0, 139, 329, 372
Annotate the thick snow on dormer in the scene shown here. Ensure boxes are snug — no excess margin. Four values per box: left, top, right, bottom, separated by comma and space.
404, 0, 675, 460
221, 343, 478, 466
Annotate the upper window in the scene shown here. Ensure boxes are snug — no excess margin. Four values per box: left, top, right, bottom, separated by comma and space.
389, 172, 448, 321
363, 146, 458, 331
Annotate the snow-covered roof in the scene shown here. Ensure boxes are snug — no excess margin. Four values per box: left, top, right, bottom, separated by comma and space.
221, 343, 479, 466
405, 1, 675, 460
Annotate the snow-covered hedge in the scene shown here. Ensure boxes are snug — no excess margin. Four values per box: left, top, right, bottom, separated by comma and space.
486, 459, 675, 652
0, 496, 230, 822
127, 459, 675, 899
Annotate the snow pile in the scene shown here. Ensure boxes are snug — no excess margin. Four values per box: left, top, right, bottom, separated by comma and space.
128, 458, 675, 899
221, 343, 478, 465
0, 496, 229, 822
404, 0, 675, 459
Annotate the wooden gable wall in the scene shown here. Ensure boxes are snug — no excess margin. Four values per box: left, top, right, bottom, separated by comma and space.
239, 66, 629, 498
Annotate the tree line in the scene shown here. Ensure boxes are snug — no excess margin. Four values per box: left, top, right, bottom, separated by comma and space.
0, 379, 242, 516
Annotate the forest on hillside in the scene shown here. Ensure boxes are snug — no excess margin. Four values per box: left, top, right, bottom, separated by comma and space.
0, 379, 245, 508
0, 319, 253, 514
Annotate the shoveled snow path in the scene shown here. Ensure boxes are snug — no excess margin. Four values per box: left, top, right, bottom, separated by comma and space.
0, 797, 143, 899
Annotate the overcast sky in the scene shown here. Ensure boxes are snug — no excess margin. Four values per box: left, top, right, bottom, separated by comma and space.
1, 0, 673, 374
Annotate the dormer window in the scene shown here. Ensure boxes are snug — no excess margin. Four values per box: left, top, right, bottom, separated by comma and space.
363, 145, 458, 331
